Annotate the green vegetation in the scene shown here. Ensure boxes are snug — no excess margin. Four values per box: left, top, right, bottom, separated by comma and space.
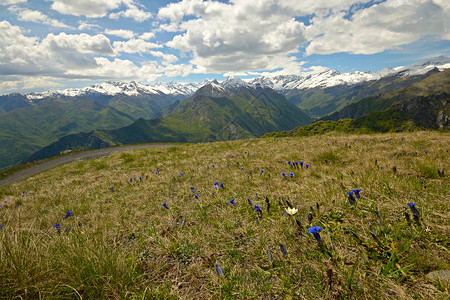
0, 98, 135, 171
286, 69, 440, 118
27, 87, 312, 164
323, 68, 450, 122
1, 131, 448, 298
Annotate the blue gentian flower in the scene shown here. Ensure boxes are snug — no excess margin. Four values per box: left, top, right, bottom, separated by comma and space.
407, 203, 419, 216
279, 242, 288, 256
194, 194, 199, 199
190, 187, 195, 192
254, 205, 262, 215
130, 178, 133, 182
212, 164, 215, 168
214, 182, 219, 188
65, 226, 73, 233
0, 224, 5, 228
281, 171, 286, 177
241, 168, 244, 172
161, 202, 169, 209
216, 263, 224, 276
353, 189, 362, 199
139, 176, 142, 181
305, 163, 310, 169
289, 172, 295, 178
260, 169, 264, 175
227, 164, 230, 168
307, 212, 313, 222
180, 173, 184, 176
64, 210, 73, 219
347, 191, 356, 205
249, 170, 252, 175
247, 198, 253, 206
308, 226, 323, 242
54, 223, 61, 230
300, 161, 304, 167
220, 183, 224, 189
110, 186, 114, 191
228, 198, 236, 206
287, 161, 291, 165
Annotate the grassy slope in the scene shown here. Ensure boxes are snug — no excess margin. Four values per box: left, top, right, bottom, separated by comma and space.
0, 131, 449, 299
286, 70, 440, 118
0, 98, 135, 171
322, 68, 450, 122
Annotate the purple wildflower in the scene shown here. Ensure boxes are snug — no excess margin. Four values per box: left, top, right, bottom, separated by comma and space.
353, 189, 362, 199
64, 210, 73, 219
308, 226, 323, 243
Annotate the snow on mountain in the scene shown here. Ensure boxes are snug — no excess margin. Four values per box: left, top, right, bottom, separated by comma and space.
24, 56, 450, 100
220, 76, 253, 91
250, 56, 450, 92
26, 80, 209, 100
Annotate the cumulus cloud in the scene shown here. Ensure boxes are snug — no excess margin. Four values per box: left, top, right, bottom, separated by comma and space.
104, 29, 135, 39
0, 21, 115, 77
109, 3, 152, 22
149, 51, 178, 64
139, 32, 155, 40
305, 0, 450, 55
158, 0, 308, 74
50, 0, 125, 18
8, 6, 71, 28
113, 39, 162, 54
77, 21, 100, 31
0, 0, 27, 5
156, 0, 450, 76
0, 20, 177, 92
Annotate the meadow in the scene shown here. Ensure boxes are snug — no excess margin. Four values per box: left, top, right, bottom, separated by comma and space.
0, 131, 449, 299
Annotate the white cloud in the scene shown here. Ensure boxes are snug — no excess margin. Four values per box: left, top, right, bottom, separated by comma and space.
104, 29, 135, 39
77, 21, 100, 31
0, 21, 115, 77
8, 6, 71, 28
50, 0, 125, 18
158, 63, 194, 77
109, 3, 152, 22
149, 51, 178, 64
305, 0, 450, 55
113, 39, 162, 54
158, 0, 308, 75
138, 32, 155, 40
0, 20, 174, 92
0, 0, 27, 5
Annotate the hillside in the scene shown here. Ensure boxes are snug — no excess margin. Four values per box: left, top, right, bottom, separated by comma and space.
0, 98, 135, 171
0, 131, 448, 299
322, 68, 450, 122
26, 84, 312, 163
266, 69, 450, 138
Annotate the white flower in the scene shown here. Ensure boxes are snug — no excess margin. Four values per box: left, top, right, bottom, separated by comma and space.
286, 207, 298, 215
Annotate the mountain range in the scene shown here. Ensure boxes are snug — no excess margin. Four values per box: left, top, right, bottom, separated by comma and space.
0, 56, 449, 171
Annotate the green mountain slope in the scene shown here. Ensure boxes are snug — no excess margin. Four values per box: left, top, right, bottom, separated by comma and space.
0, 93, 32, 115
322, 68, 450, 122
26, 86, 312, 162
0, 98, 135, 170
286, 69, 440, 118
265, 71, 450, 137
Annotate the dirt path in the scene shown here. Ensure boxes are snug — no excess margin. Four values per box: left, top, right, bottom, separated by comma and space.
0, 144, 174, 187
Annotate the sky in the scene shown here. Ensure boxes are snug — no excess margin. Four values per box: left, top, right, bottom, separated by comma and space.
0, 0, 449, 94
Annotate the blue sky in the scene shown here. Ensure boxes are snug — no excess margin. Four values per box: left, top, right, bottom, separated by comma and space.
0, 0, 449, 94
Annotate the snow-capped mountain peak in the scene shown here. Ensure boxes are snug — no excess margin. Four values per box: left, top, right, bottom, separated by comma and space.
22, 56, 450, 100
220, 76, 252, 91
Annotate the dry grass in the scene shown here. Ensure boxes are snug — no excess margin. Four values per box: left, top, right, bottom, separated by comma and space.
0, 131, 449, 299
